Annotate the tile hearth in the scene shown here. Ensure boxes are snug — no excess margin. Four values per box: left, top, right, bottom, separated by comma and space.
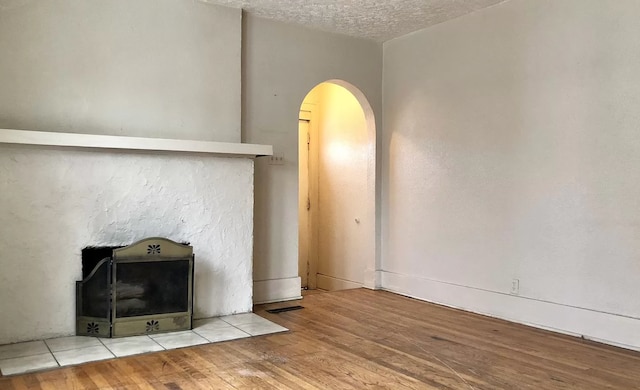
0, 313, 287, 376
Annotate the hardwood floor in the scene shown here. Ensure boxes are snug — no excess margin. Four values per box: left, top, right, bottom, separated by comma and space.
2, 288, 640, 389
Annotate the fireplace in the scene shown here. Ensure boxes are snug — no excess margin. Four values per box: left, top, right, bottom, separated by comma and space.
76, 237, 194, 338
0, 135, 261, 345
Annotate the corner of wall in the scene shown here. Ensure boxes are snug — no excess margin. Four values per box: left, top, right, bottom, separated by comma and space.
253, 277, 302, 304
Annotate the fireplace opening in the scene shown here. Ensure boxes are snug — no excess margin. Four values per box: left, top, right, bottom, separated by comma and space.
76, 237, 194, 338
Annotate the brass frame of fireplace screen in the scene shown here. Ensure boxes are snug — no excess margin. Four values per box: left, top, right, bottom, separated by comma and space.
76, 237, 194, 338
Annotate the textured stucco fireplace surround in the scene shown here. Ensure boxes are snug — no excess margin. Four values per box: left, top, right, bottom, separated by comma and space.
0, 129, 272, 345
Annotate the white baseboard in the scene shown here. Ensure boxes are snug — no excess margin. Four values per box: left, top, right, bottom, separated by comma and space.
317, 274, 362, 291
381, 271, 640, 352
363, 269, 382, 290
253, 277, 302, 304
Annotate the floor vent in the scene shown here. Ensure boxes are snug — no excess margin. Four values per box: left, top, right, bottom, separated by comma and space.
266, 306, 304, 314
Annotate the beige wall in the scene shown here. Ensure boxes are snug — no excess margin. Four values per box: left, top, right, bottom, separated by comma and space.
309, 83, 372, 290
0, 0, 241, 142
382, 0, 640, 350
243, 14, 382, 302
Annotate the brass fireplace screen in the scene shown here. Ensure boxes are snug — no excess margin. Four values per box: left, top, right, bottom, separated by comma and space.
76, 237, 194, 338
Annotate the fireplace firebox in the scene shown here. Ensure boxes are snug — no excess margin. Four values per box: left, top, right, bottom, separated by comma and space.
76, 237, 194, 338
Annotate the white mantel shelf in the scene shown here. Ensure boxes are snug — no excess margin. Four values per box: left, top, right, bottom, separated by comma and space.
0, 129, 273, 158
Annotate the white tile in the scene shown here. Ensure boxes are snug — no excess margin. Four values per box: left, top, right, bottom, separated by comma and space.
234, 322, 288, 337
53, 345, 115, 367
0, 353, 59, 376
0, 340, 49, 360
149, 330, 193, 339
100, 336, 164, 357
193, 317, 232, 331
45, 336, 102, 352
194, 326, 250, 343
220, 313, 271, 326
151, 331, 208, 350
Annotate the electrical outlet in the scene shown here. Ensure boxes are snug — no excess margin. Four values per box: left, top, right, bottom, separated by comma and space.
510, 279, 520, 295
268, 152, 285, 165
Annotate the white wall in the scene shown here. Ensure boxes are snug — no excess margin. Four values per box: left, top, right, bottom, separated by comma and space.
0, 0, 241, 142
0, 144, 254, 345
0, 0, 253, 344
243, 15, 382, 303
382, 0, 640, 350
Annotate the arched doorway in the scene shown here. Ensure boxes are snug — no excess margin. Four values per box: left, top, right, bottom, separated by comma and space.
298, 80, 376, 291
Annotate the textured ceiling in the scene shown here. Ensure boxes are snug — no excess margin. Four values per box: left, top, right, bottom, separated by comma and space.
201, 0, 508, 42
